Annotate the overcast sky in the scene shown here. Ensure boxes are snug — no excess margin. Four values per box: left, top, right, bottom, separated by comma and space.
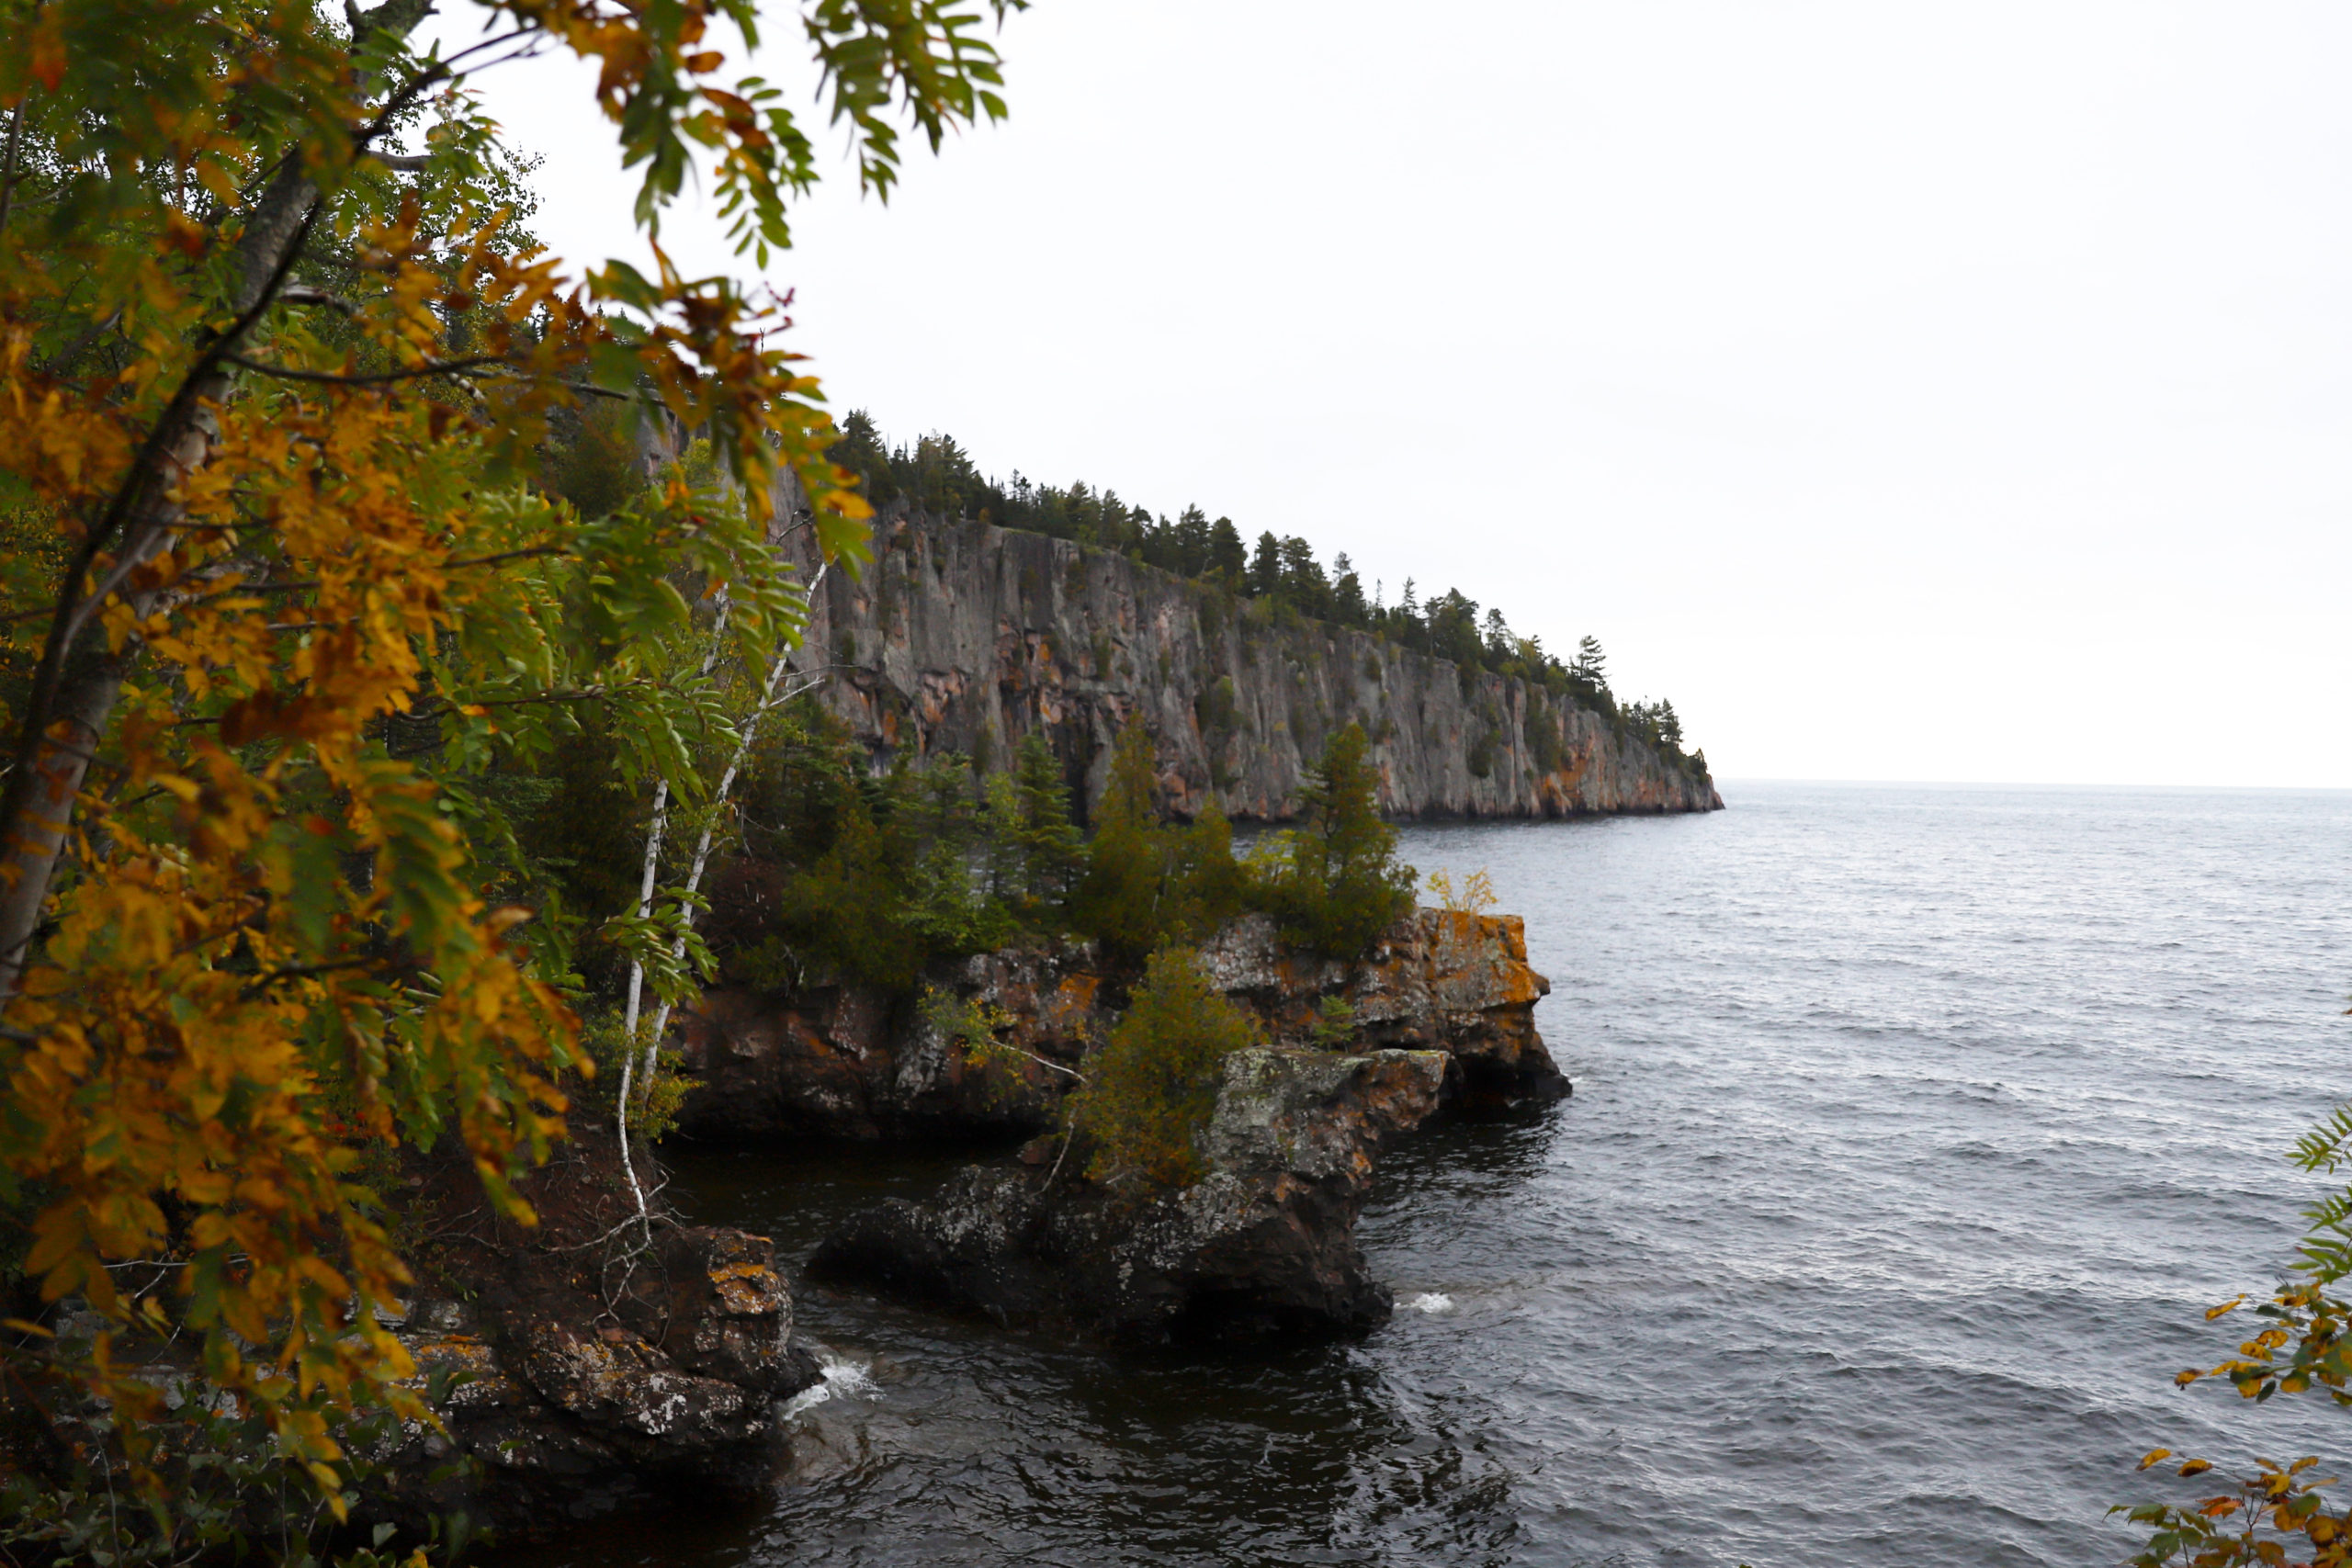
425, 2, 2352, 787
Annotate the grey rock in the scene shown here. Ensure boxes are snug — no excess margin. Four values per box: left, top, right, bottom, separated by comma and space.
808, 1046, 1453, 1344
777, 506, 1723, 821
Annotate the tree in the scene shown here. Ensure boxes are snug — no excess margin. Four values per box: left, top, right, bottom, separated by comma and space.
1426, 588, 1483, 668
1070, 718, 1241, 960
0, 0, 1023, 1533
1069, 945, 1259, 1187
1207, 514, 1247, 584
987, 732, 1083, 925
1253, 722, 1415, 957
2114, 1097, 2352, 1567
1331, 552, 1367, 626
1172, 505, 1212, 579
1277, 534, 1329, 617
1572, 634, 1609, 690
1248, 529, 1283, 599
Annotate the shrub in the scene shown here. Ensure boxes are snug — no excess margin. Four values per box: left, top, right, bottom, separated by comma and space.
1525, 703, 1566, 773
1466, 727, 1498, 779
1193, 674, 1241, 788
1070, 947, 1261, 1187
920, 987, 1034, 1108
718, 705, 1015, 991
577, 1010, 699, 1143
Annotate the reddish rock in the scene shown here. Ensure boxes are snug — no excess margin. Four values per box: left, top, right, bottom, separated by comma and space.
674, 909, 1562, 1142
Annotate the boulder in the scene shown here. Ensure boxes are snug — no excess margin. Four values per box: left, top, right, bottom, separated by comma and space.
363, 1136, 820, 1533
808, 1046, 1452, 1344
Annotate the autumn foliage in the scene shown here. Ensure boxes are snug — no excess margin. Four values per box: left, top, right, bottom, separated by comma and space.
0, 0, 1016, 1537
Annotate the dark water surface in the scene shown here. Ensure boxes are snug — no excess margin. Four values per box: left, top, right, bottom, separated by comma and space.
507, 783, 2352, 1566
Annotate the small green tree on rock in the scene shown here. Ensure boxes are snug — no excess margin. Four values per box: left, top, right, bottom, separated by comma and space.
1072, 720, 1243, 960
1070, 946, 1260, 1187
1254, 723, 1417, 958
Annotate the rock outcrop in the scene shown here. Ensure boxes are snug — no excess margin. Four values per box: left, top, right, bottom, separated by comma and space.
781, 508, 1722, 822
674, 908, 1562, 1143
808, 1046, 1452, 1343
367, 1133, 820, 1532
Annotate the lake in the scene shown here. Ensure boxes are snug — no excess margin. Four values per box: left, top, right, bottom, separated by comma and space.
501, 782, 2352, 1567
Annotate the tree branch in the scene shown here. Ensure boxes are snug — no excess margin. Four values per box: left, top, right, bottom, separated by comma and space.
220, 351, 508, 385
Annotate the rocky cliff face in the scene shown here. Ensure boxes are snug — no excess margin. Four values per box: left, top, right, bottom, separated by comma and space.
782, 509, 1722, 821
673, 909, 1564, 1143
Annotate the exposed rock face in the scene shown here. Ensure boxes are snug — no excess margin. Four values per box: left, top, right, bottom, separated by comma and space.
1199, 910, 1565, 1107
674, 908, 1561, 1142
368, 1139, 820, 1531
676, 941, 1106, 1142
808, 1047, 1453, 1343
782, 508, 1722, 822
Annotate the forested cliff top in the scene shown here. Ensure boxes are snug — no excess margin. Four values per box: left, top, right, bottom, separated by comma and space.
771, 482, 1721, 823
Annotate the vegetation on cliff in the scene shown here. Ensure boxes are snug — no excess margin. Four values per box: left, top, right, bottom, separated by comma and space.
641, 711, 1411, 997
825, 414, 1709, 780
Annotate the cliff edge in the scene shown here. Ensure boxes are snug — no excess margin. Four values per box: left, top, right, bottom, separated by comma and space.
782, 510, 1723, 821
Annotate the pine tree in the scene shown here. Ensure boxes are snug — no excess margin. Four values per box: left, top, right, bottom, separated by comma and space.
988, 734, 1084, 925
1073, 721, 1242, 959
1332, 553, 1368, 626
1249, 531, 1283, 598
1072, 722, 1165, 959
1209, 516, 1248, 583
1572, 635, 1608, 689
1258, 723, 1417, 957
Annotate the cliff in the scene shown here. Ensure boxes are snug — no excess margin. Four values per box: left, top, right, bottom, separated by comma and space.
780, 508, 1722, 821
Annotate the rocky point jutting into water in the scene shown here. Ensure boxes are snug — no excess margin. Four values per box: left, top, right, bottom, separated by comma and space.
679, 908, 1559, 1343
674, 908, 1561, 1144
777, 505, 1721, 821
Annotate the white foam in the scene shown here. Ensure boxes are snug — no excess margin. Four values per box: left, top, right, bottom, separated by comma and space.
781, 1349, 878, 1420
1405, 1292, 1455, 1314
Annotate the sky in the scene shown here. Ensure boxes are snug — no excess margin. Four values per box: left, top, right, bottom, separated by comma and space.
421, 2, 2352, 787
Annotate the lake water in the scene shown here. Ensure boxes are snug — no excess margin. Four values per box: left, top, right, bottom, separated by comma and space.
511, 782, 2352, 1567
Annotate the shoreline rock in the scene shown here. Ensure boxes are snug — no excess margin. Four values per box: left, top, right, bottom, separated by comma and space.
365, 1133, 820, 1535
674, 908, 1564, 1144
808, 1046, 1454, 1344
